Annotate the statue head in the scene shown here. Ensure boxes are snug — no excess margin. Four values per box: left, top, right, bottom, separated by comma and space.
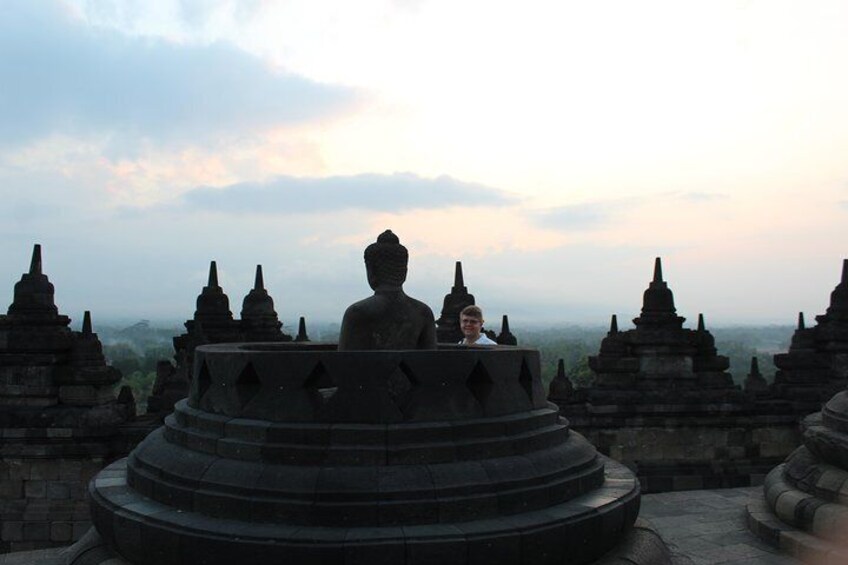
364, 230, 408, 290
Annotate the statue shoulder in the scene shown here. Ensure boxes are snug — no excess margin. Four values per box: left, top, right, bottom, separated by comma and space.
407, 296, 436, 321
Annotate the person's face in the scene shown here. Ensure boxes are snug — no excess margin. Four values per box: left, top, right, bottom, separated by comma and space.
460, 315, 483, 339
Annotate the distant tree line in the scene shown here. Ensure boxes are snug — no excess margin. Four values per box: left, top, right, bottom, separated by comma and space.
519, 325, 791, 391
96, 322, 793, 408
104, 342, 173, 408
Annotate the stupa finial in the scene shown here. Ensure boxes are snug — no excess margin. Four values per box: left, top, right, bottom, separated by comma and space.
496, 314, 517, 345
749, 356, 761, 377
826, 259, 848, 317
295, 316, 310, 342
82, 310, 92, 335
798, 312, 805, 330
29, 244, 42, 275
208, 261, 219, 287
254, 265, 264, 291
697, 313, 705, 332
635, 256, 681, 328
454, 261, 465, 289
609, 314, 618, 334
548, 357, 573, 400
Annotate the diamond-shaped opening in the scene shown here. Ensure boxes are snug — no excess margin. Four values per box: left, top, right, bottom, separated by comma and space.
519, 357, 534, 404
237, 362, 262, 408
386, 362, 415, 410
303, 361, 337, 403
466, 360, 493, 408
196, 361, 211, 403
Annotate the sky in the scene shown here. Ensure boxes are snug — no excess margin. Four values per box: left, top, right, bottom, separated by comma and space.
1, 0, 847, 329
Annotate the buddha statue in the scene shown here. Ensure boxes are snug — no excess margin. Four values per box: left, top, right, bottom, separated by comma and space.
338, 230, 437, 350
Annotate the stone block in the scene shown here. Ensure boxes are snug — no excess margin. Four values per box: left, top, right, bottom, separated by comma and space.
72, 521, 91, 540
816, 469, 848, 500
23, 498, 51, 516
404, 525, 467, 565
0, 499, 27, 520
672, 475, 703, 491
24, 480, 47, 498
50, 521, 73, 542
46, 427, 73, 439
58, 459, 83, 480
1, 521, 23, 542
775, 490, 810, 526
30, 460, 59, 480
0, 480, 23, 499
728, 446, 746, 459
7, 461, 28, 480
344, 529, 406, 565
46, 481, 72, 500
47, 499, 75, 521
22, 521, 49, 541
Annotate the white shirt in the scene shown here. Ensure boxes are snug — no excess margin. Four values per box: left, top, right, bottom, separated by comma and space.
459, 333, 497, 346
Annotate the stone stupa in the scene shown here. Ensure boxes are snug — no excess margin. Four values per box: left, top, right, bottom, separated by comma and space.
0, 245, 134, 552
772, 260, 848, 414
146, 262, 291, 419
553, 258, 798, 492
65, 231, 677, 565
747, 375, 848, 561
435, 261, 475, 344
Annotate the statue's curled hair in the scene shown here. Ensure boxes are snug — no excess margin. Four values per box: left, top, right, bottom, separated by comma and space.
364, 230, 408, 287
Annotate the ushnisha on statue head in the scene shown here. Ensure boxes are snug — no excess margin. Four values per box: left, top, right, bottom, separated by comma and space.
338, 230, 437, 351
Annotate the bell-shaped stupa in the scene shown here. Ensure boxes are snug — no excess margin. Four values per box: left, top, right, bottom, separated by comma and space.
554, 258, 796, 493
772, 260, 848, 413
435, 261, 475, 343
0, 245, 133, 552
71, 232, 675, 565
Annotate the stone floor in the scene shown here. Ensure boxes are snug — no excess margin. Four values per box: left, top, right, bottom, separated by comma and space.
0, 486, 803, 565
640, 486, 800, 565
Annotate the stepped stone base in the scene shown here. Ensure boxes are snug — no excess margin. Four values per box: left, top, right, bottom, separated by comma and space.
13, 510, 683, 565
747, 492, 848, 563
746, 464, 848, 565
83, 456, 642, 565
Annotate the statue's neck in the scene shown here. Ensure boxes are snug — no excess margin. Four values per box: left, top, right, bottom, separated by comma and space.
373, 284, 403, 294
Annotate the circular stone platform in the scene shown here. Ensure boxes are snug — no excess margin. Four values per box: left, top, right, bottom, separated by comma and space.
747, 390, 848, 562
86, 343, 644, 565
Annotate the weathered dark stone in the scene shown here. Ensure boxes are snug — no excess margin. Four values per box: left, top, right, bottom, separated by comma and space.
295, 316, 310, 342
76, 233, 664, 565
547, 359, 573, 401
496, 315, 517, 346
744, 356, 769, 396
553, 258, 797, 493
0, 245, 134, 552
146, 261, 293, 420
742, 261, 848, 558
772, 260, 848, 412
338, 230, 436, 351
435, 262, 475, 344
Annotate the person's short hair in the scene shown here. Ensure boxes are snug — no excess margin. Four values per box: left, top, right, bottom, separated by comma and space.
460, 305, 483, 320
364, 230, 408, 287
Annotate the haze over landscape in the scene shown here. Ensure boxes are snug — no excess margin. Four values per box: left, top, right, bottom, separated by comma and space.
2, 0, 847, 327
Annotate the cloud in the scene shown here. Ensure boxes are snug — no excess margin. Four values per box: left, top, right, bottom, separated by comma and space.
673, 192, 730, 202
178, 172, 519, 214
0, 1, 357, 149
531, 191, 730, 233
531, 198, 639, 232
